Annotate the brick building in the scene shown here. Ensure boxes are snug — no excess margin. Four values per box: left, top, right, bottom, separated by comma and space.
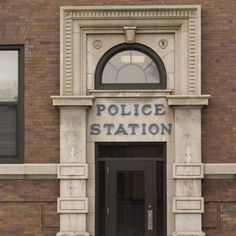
0, 1, 235, 236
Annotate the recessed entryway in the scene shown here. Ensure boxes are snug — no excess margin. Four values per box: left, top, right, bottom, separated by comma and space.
96, 143, 166, 236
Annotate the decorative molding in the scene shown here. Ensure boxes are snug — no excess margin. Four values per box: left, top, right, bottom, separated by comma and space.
63, 6, 199, 19
64, 15, 73, 95
124, 26, 136, 43
0, 164, 57, 177
51, 96, 94, 107
173, 197, 204, 213
205, 163, 236, 175
57, 197, 88, 213
58, 5, 203, 235
167, 95, 210, 106
58, 164, 88, 179
188, 17, 197, 94
89, 90, 172, 98
173, 163, 204, 179
0, 163, 235, 178
61, 5, 201, 96
93, 39, 102, 49
159, 39, 168, 49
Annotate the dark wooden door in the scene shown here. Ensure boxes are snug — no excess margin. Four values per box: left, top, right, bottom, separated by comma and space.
106, 161, 156, 236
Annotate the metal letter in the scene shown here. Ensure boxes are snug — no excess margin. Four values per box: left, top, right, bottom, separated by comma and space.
142, 104, 152, 116
108, 104, 119, 116
90, 124, 101, 135
154, 104, 165, 115
120, 104, 131, 116
96, 104, 106, 116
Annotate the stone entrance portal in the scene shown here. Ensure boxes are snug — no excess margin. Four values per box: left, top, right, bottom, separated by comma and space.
52, 5, 210, 236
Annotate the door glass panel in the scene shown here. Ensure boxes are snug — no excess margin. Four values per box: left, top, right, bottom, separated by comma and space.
0, 106, 16, 156
0, 50, 18, 101
117, 171, 145, 236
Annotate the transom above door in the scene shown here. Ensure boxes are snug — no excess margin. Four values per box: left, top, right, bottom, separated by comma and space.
96, 143, 166, 236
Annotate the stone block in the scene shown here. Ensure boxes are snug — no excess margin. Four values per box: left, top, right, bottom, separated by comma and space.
58, 164, 88, 179
173, 163, 204, 179
57, 198, 88, 213
173, 197, 204, 213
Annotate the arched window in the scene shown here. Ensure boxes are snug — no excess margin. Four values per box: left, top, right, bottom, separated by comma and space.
95, 43, 166, 90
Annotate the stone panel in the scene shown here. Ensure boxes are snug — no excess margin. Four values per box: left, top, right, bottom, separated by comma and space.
60, 107, 87, 163
58, 164, 88, 179
58, 198, 88, 213
173, 197, 204, 213
173, 163, 204, 179
174, 108, 201, 163
87, 97, 174, 142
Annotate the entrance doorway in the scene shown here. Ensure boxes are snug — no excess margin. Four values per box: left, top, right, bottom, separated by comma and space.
96, 143, 166, 236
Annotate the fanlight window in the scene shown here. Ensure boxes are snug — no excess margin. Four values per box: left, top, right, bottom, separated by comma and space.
95, 43, 166, 89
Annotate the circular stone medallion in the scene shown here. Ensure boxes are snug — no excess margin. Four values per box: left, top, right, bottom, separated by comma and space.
159, 39, 168, 49
93, 40, 102, 49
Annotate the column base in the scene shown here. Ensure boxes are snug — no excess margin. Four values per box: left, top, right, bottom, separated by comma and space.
173, 232, 205, 236
56, 232, 89, 236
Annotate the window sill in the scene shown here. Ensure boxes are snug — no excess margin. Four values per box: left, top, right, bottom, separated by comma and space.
0, 163, 57, 179
88, 89, 172, 98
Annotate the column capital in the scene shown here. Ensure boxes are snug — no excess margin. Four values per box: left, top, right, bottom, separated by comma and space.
167, 95, 210, 108
51, 95, 94, 107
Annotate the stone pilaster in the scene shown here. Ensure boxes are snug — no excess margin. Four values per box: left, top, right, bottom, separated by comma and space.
168, 96, 209, 236
52, 96, 94, 236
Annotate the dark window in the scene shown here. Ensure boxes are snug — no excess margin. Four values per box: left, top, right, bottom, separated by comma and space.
0, 46, 24, 163
95, 43, 167, 90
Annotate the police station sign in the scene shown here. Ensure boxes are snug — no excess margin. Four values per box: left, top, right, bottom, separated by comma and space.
87, 98, 173, 141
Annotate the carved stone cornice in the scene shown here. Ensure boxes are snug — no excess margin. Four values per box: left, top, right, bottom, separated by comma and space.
51, 96, 94, 107
62, 6, 200, 19
167, 95, 210, 107
60, 5, 201, 96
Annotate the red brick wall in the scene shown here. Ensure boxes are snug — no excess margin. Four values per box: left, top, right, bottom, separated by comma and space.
0, 0, 235, 235
203, 179, 236, 236
0, 179, 59, 236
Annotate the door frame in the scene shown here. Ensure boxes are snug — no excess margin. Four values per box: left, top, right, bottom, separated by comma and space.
107, 161, 156, 236
95, 142, 167, 236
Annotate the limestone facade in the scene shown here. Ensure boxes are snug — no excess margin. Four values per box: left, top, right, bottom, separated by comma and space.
52, 5, 208, 236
